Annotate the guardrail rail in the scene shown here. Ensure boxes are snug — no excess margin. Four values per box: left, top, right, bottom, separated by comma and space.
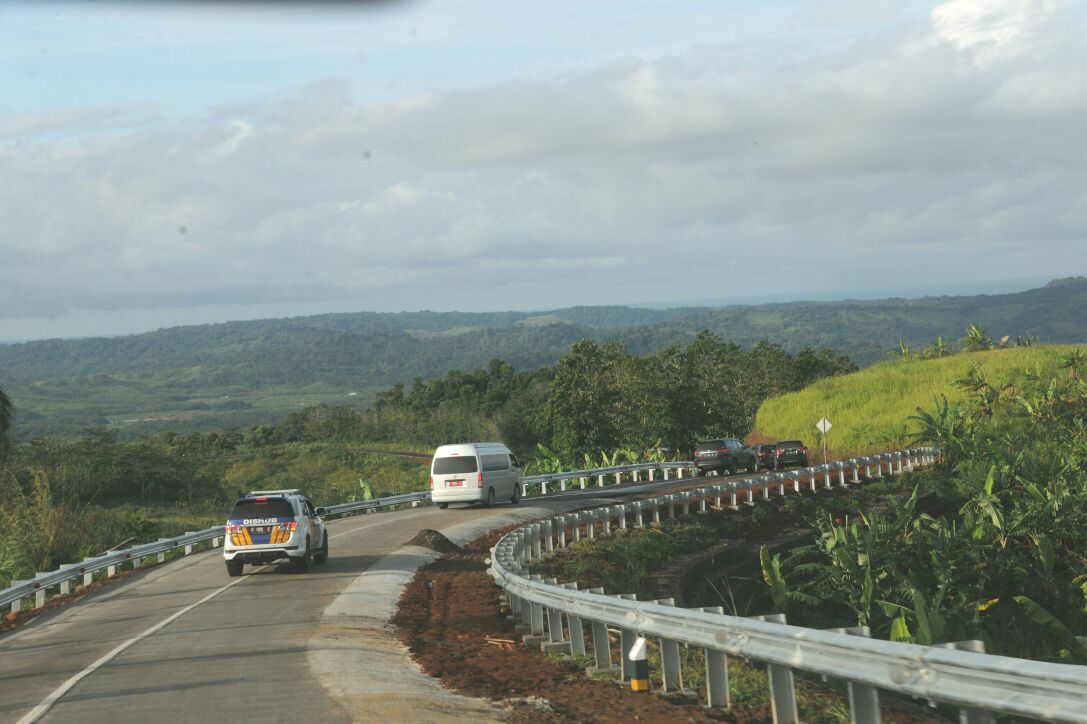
490, 447, 1087, 724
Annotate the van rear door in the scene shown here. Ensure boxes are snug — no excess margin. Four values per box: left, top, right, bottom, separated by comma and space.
432, 454, 479, 492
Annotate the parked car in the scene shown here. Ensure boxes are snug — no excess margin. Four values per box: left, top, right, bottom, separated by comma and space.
771, 440, 809, 469
223, 489, 328, 576
430, 442, 523, 509
693, 438, 758, 476
752, 443, 777, 470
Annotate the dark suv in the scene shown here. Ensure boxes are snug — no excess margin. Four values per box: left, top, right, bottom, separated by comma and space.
771, 440, 809, 469
693, 438, 757, 476
752, 443, 777, 470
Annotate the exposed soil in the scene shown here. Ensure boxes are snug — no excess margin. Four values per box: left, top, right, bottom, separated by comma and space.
405, 528, 464, 555
393, 528, 769, 723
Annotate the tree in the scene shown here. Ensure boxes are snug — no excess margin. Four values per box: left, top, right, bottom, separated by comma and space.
0, 386, 12, 453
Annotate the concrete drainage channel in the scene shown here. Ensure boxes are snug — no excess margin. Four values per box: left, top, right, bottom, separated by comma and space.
489, 447, 1087, 724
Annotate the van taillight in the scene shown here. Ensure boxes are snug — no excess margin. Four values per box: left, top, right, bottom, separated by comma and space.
478, 472, 484, 488
429, 476, 434, 489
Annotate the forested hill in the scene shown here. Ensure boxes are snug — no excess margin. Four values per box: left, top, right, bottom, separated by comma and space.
1, 277, 1084, 440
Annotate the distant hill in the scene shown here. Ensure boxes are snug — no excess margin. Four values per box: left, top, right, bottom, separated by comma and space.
1, 277, 1084, 440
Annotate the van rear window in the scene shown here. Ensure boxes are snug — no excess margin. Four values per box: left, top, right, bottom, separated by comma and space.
433, 456, 478, 474
229, 498, 294, 519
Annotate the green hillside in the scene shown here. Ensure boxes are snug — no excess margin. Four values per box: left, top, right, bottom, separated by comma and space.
755, 345, 1081, 457
1, 277, 1085, 440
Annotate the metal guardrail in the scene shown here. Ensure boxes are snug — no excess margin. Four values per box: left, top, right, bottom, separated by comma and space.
0, 490, 433, 615
522, 461, 694, 496
490, 447, 1087, 724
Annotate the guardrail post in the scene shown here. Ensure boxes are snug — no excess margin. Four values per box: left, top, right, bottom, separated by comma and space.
751, 613, 798, 724
603, 593, 638, 680
828, 626, 880, 723
544, 520, 554, 553
852, 463, 860, 484
59, 579, 70, 596
614, 471, 622, 486
184, 543, 193, 555
633, 469, 640, 482
664, 467, 671, 481
107, 564, 116, 577
10, 590, 24, 613
83, 570, 93, 587
838, 464, 847, 487
727, 483, 737, 509
603, 510, 612, 535
652, 500, 661, 524
695, 606, 730, 708
35, 586, 46, 609
572, 514, 582, 542
590, 618, 612, 671
650, 598, 685, 692
822, 465, 833, 489
700, 489, 708, 512
745, 482, 755, 506
586, 512, 596, 540
618, 505, 628, 529
531, 524, 542, 558
554, 582, 586, 655
895, 453, 903, 475
597, 474, 605, 488
541, 480, 549, 495
648, 468, 655, 481
557, 517, 567, 548
682, 492, 691, 515
938, 641, 996, 724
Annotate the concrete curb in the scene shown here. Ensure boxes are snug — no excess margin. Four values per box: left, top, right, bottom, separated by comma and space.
307, 505, 578, 723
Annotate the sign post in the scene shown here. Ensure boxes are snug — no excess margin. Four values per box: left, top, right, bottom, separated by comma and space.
816, 417, 832, 464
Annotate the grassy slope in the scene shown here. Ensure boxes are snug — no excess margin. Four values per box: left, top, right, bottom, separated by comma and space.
755, 345, 1081, 456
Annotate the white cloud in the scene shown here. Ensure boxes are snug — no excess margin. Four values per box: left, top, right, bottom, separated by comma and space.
931, 0, 1059, 64
1, 2, 1085, 330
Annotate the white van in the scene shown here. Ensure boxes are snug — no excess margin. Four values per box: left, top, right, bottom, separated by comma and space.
430, 442, 523, 509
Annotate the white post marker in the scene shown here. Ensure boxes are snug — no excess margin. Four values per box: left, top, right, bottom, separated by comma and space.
816, 417, 832, 464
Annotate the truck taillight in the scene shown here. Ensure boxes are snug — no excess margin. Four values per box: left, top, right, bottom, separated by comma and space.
775, 448, 784, 454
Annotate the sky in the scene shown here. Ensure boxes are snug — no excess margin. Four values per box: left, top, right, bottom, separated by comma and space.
0, 0, 1084, 341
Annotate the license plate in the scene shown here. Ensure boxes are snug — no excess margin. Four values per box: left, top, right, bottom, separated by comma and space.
248, 526, 271, 534
448, 480, 464, 487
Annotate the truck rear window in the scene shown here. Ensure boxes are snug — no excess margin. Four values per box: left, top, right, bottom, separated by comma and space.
229, 498, 294, 519
433, 456, 478, 474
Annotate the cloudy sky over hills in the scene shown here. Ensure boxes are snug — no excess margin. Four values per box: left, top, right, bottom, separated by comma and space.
1, 0, 1084, 340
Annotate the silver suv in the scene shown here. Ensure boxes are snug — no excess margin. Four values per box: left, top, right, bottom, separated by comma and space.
223, 489, 328, 576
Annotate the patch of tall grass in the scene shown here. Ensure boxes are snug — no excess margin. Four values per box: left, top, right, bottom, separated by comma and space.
755, 346, 1078, 456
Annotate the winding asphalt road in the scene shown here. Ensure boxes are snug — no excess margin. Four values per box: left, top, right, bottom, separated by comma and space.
0, 475, 714, 723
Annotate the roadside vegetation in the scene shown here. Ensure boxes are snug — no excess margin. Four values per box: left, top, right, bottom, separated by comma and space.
756, 340, 1077, 456
0, 433, 428, 589
541, 346, 1087, 665
0, 331, 850, 591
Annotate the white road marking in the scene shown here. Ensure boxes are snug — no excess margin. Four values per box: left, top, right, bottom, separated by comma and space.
329, 514, 416, 540
17, 575, 249, 724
